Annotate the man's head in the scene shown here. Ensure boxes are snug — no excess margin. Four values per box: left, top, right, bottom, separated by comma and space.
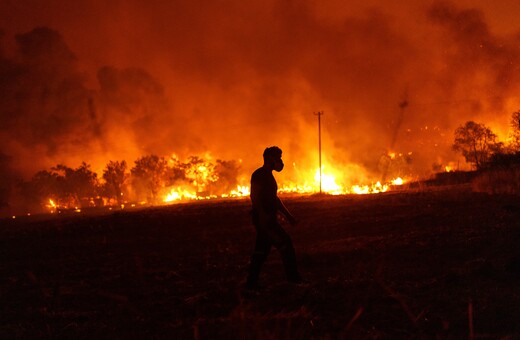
263, 146, 284, 172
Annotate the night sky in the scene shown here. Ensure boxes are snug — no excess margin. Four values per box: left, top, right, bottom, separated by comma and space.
1, 0, 520, 184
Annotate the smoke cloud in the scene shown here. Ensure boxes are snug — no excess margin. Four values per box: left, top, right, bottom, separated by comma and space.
1, 0, 520, 199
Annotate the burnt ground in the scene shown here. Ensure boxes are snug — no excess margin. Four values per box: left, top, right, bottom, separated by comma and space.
1, 185, 519, 338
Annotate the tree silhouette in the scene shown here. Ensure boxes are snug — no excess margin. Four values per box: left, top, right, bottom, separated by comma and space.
25, 162, 98, 208
167, 156, 188, 185
54, 163, 98, 207
453, 121, 502, 169
26, 169, 62, 207
131, 155, 168, 203
103, 160, 128, 205
212, 159, 240, 193
184, 156, 218, 194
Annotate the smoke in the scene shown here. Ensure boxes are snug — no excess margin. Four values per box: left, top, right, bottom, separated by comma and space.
0, 0, 520, 196
427, 2, 520, 115
0, 27, 94, 175
0, 27, 177, 178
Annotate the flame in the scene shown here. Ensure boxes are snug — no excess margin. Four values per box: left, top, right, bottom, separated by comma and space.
33, 153, 411, 214
224, 185, 250, 198
350, 182, 388, 194
314, 168, 342, 194
164, 187, 198, 202
46, 199, 57, 213
392, 177, 404, 185
444, 161, 462, 172
276, 166, 404, 196
164, 184, 250, 202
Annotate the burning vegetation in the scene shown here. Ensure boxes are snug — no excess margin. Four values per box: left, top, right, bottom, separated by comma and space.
9, 152, 408, 217
13, 154, 242, 215
2, 2, 520, 216
5, 109, 520, 217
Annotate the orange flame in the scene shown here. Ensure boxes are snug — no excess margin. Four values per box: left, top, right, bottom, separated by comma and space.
46, 199, 57, 213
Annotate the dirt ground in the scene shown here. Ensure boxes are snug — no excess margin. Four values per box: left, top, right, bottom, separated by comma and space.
1, 185, 519, 338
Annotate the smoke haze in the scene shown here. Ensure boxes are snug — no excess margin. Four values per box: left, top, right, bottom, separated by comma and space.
1, 0, 520, 193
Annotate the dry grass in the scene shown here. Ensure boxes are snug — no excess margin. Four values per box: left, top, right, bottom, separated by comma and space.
0, 187, 519, 338
472, 167, 520, 195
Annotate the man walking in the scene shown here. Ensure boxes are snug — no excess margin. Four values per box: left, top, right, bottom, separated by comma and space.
246, 146, 304, 289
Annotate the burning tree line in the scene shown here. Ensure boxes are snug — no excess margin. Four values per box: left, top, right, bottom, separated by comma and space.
10, 111, 520, 214
18, 155, 243, 213
450, 111, 520, 195
452, 111, 520, 170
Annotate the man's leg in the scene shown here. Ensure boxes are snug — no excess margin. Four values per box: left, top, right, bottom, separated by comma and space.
246, 230, 271, 288
267, 223, 302, 283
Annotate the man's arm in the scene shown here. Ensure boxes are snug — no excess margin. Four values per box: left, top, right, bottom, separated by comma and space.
276, 197, 297, 225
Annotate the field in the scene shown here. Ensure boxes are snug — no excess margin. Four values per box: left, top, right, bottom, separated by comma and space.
1, 185, 519, 338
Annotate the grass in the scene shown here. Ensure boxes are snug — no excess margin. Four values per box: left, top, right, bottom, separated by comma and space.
0, 187, 519, 338
472, 166, 520, 195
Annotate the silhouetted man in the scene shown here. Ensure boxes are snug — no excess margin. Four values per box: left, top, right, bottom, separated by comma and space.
246, 146, 304, 289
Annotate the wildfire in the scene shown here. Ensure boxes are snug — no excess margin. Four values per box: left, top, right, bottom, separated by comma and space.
261, 167, 404, 197
314, 168, 342, 194
46, 199, 57, 213
163, 184, 250, 203
351, 182, 388, 194
392, 177, 404, 185
31, 153, 409, 215
223, 185, 250, 198
164, 187, 198, 202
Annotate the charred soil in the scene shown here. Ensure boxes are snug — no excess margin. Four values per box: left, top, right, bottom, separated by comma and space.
1, 186, 519, 338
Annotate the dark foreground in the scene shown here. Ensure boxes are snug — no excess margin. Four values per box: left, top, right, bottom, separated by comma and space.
1, 186, 519, 338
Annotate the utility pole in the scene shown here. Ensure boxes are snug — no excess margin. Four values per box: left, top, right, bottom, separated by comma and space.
314, 111, 324, 193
